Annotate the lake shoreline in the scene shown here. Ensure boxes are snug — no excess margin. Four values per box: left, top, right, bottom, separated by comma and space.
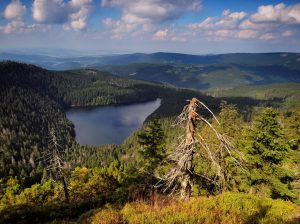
66, 99, 161, 146
67, 97, 162, 110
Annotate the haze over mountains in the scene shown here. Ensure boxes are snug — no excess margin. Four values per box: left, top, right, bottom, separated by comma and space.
1, 51, 300, 90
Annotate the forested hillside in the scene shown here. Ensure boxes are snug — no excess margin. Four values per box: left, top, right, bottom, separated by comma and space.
100, 63, 300, 90
0, 61, 299, 223
0, 61, 220, 181
210, 83, 300, 108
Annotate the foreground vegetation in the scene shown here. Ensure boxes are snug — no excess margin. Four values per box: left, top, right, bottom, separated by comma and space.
1, 104, 299, 223
82, 193, 300, 224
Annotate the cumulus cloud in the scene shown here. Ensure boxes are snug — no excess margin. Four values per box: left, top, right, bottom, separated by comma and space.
32, 0, 92, 30
102, 0, 201, 37
251, 3, 300, 24
153, 29, 169, 40
282, 30, 294, 37
188, 9, 249, 41
1, 20, 25, 34
238, 19, 276, 30
259, 33, 276, 41
235, 29, 258, 39
3, 0, 26, 20
188, 3, 299, 42
1, 0, 91, 33
189, 9, 247, 31
152, 28, 190, 42
1, 0, 27, 34
32, 0, 67, 23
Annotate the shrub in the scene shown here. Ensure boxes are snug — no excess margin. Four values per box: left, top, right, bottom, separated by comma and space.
85, 193, 300, 224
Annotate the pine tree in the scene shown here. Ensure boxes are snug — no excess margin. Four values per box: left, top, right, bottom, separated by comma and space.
138, 118, 165, 173
247, 108, 295, 200
138, 117, 165, 204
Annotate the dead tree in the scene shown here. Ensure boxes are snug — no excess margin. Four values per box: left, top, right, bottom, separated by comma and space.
44, 127, 70, 204
158, 97, 245, 200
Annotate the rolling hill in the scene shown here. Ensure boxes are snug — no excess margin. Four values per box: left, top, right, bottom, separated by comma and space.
1, 52, 299, 91
1, 51, 300, 70
210, 83, 300, 108
100, 63, 300, 90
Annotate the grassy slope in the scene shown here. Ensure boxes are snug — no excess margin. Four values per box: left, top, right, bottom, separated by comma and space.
79, 192, 300, 224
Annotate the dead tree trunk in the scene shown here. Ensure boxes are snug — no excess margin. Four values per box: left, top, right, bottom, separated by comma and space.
62, 176, 70, 204
159, 98, 200, 200
151, 175, 155, 206
44, 128, 70, 204
158, 97, 244, 199
180, 98, 198, 199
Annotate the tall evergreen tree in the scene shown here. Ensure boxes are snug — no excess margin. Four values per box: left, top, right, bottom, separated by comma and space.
138, 118, 165, 173
138, 117, 165, 204
247, 108, 295, 200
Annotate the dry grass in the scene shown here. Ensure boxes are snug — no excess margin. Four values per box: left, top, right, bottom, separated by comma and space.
79, 192, 300, 224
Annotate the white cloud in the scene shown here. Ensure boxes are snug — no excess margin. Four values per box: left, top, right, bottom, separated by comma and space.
32, 0, 92, 30
152, 28, 189, 42
3, 0, 26, 20
1, 0, 28, 34
189, 10, 246, 31
32, 0, 67, 23
222, 9, 231, 17
0, 20, 51, 34
259, 33, 276, 41
188, 3, 299, 42
238, 19, 276, 30
236, 29, 258, 39
69, 1, 92, 31
188, 10, 249, 41
153, 29, 169, 40
282, 30, 294, 37
251, 3, 300, 24
102, 0, 201, 36
2, 20, 24, 34
204, 29, 235, 41
102, 0, 201, 23
102, 18, 137, 35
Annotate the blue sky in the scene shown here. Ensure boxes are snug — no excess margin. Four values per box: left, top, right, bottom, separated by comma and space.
0, 0, 300, 54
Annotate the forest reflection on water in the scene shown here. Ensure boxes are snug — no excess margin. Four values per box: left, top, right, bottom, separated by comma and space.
66, 99, 161, 145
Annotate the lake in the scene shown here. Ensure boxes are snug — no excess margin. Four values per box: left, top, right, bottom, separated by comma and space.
66, 99, 161, 145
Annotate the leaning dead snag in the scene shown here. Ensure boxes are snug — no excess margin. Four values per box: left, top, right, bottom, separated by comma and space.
158, 98, 200, 200
43, 128, 70, 204
158, 97, 245, 199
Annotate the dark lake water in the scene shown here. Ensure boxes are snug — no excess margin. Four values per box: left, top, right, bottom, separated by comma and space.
66, 99, 161, 145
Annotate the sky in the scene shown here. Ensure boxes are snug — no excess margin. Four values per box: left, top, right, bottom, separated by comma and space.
0, 0, 300, 54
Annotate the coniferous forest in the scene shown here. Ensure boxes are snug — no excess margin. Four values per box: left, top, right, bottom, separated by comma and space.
0, 60, 299, 224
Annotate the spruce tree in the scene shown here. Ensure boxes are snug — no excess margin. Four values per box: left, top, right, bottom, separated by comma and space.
138, 117, 165, 204
247, 108, 295, 200
138, 118, 165, 173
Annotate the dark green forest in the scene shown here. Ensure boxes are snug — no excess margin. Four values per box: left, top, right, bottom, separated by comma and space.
0, 61, 299, 223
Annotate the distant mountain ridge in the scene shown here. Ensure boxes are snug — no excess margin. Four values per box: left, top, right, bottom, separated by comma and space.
1, 52, 299, 71
100, 62, 300, 90
1, 52, 299, 91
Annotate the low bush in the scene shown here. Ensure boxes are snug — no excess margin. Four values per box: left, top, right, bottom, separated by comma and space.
83, 192, 300, 224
